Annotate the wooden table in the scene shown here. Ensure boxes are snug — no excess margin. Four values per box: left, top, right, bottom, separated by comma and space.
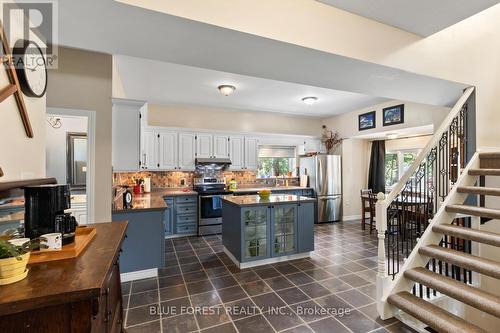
0, 222, 128, 333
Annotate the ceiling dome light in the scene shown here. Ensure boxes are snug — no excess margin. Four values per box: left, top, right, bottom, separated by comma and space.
218, 85, 236, 96
302, 96, 318, 105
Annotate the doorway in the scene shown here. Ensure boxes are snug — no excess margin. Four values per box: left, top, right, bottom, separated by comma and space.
46, 108, 96, 224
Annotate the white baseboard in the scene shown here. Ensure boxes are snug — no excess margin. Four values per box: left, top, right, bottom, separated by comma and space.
165, 233, 196, 239
342, 214, 362, 221
120, 268, 158, 282
223, 246, 310, 269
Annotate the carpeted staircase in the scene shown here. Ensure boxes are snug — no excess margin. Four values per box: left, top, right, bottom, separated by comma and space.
386, 152, 500, 333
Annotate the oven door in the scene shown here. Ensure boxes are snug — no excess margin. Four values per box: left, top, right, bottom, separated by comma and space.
199, 194, 225, 224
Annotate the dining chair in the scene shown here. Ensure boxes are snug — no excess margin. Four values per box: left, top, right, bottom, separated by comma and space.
360, 189, 372, 230
367, 192, 378, 234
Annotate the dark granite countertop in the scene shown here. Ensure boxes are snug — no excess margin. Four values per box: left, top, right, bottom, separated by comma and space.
229, 186, 313, 194
222, 194, 316, 207
112, 188, 198, 213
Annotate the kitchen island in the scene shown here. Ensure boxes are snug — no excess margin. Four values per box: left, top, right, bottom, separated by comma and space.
222, 194, 316, 268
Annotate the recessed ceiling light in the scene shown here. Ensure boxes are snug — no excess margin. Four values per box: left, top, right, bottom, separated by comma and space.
302, 96, 318, 105
387, 134, 399, 140
218, 85, 236, 96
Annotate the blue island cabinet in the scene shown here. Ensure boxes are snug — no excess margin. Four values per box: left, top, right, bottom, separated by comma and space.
222, 200, 315, 267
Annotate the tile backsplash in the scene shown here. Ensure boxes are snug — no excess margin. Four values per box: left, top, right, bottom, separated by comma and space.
113, 171, 298, 188
114, 170, 257, 188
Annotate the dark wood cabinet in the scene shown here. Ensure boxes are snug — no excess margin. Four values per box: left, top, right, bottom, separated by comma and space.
0, 222, 127, 333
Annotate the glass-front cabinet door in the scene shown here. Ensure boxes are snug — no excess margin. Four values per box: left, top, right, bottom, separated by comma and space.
272, 204, 297, 256
242, 207, 269, 260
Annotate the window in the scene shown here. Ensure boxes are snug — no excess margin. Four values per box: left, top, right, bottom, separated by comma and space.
385, 150, 419, 188
385, 153, 399, 188
257, 146, 296, 178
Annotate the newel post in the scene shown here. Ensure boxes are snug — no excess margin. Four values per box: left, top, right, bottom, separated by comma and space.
375, 192, 390, 319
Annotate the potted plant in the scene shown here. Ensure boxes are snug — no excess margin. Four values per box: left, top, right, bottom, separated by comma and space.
0, 238, 43, 285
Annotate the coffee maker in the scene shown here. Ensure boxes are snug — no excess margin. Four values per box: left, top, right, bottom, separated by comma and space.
24, 184, 77, 245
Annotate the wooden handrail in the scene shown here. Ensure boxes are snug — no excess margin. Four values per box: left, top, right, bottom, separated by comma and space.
380, 87, 475, 208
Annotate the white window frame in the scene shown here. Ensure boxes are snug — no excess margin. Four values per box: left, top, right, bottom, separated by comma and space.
386, 148, 421, 189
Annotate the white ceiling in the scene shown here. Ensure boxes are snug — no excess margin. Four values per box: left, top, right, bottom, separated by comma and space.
317, 0, 500, 36
114, 56, 387, 118
55, 0, 469, 112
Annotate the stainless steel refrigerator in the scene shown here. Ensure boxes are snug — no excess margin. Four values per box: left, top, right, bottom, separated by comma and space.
299, 155, 342, 223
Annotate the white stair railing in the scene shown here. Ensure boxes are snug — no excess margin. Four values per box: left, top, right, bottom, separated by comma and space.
375, 86, 475, 319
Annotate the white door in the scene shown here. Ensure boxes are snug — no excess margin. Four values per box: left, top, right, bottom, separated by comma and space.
75, 210, 87, 225
213, 135, 230, 158
159, 131, 178, 170
142, 130, 159, 170
178, 133, 196, 170
196, 133, 213, 158
229, 136, 244, 170
244, 137, 259, 170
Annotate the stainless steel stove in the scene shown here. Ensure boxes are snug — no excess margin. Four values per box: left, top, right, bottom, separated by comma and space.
194, 177, 232, 236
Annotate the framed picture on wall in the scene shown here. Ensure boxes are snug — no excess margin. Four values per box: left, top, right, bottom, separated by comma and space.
383, 104, 404, 126
358, 111, 376, 131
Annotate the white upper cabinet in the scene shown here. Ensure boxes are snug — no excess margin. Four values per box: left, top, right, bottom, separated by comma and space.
213, 135, 230, 158
196, 133, 213, 158
299, 139, 324, 155
229, 136, 244, 170
178, 133, 196, 170
244, 137, 259, 170
159, 131, 178, 170
142, 130, 159, 170
112, 99, 144, 171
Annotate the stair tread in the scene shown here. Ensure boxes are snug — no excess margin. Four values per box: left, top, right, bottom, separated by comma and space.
457, 186, 500, 196
446, 204, 500, 220
405, 267, 500, 318
479, 152, 500, 159
388, 291, 487, 333
469, 169, 500, 176
433, 224, 500, 247
419, 245, 500, 279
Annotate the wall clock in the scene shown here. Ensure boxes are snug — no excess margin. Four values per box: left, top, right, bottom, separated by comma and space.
13, 40, 48, 98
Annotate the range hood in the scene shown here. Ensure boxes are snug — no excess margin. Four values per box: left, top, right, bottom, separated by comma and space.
195, 158, 232, 168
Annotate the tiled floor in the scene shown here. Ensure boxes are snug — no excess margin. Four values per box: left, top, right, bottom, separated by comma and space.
121, 220, 416, 333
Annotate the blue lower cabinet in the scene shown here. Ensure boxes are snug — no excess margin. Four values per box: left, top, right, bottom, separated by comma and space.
164, 198, 174, 235
226, 202, 314, 264
297, 202, 315, 252
271, 204, 297, 257
242, 206, 270, 260
112, 210, 165, 273
164, 195, 198, 237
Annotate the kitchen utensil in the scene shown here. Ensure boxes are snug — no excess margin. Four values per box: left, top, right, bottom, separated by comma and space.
300, 175, 308, 187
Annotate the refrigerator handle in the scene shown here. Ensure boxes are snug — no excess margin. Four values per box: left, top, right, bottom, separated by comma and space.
317, 157, 322, 194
